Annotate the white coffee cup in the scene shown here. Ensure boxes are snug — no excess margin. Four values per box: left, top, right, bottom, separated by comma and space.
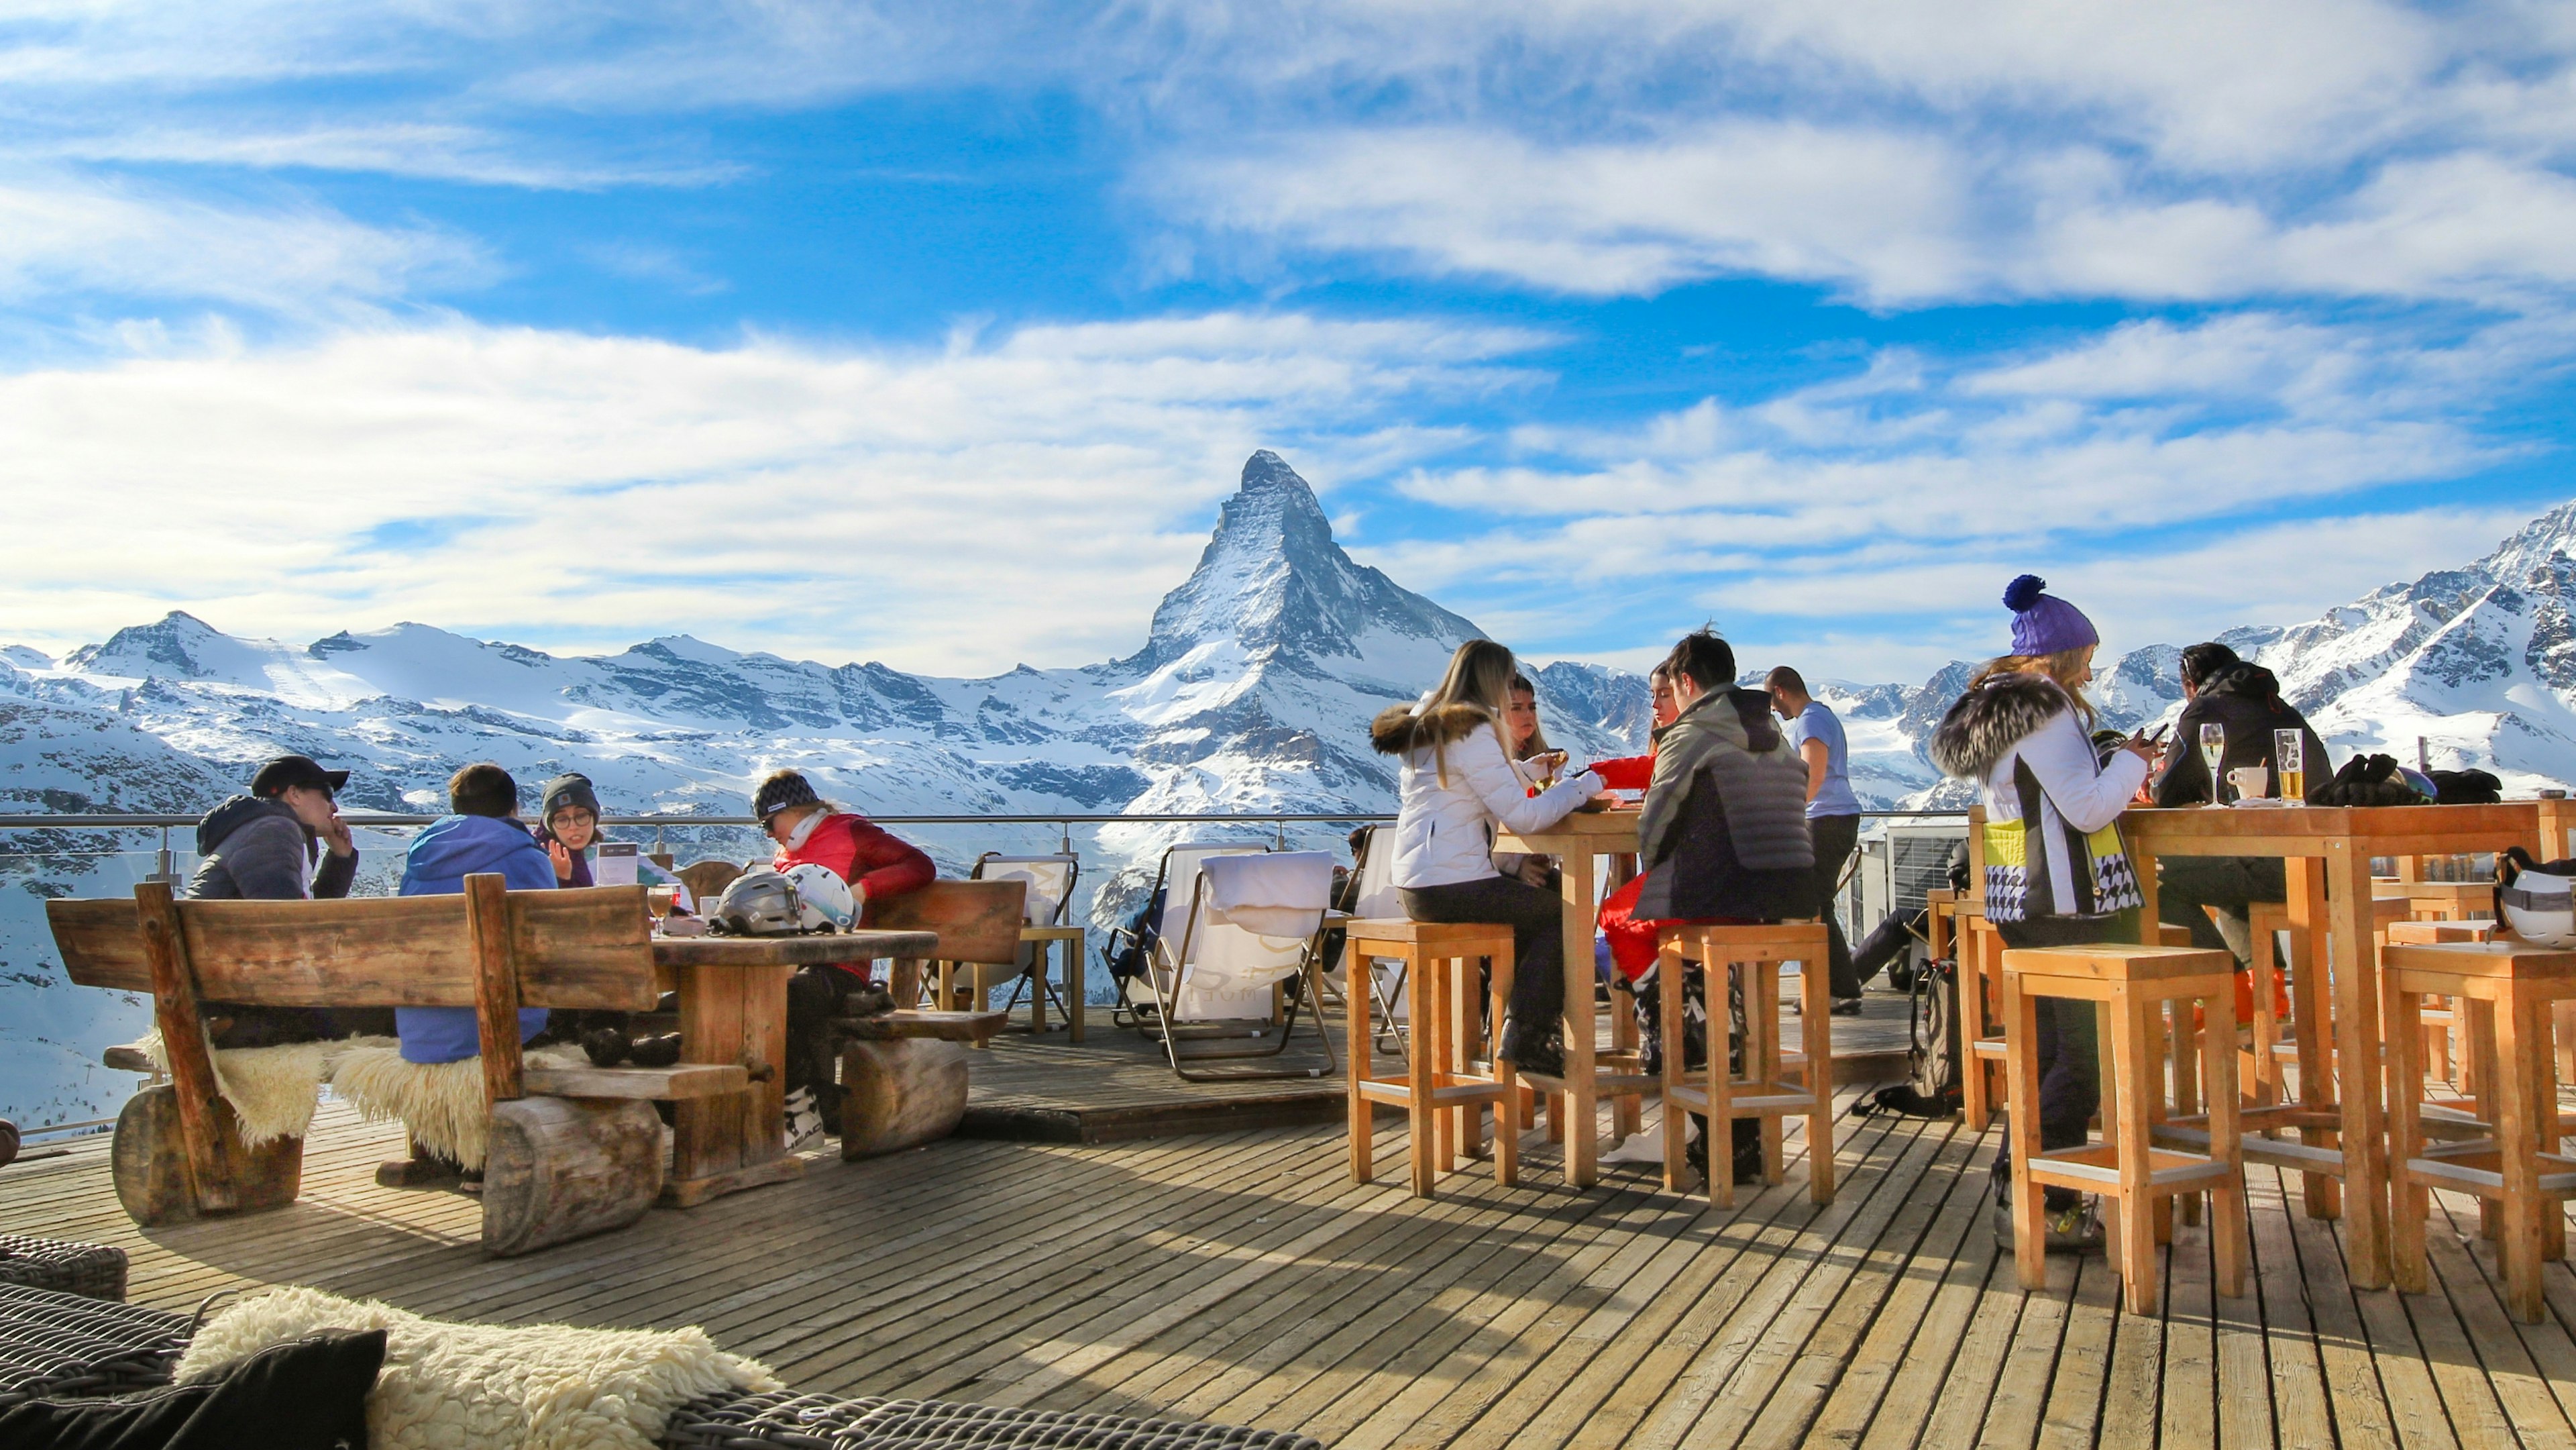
2226, 766, 2271, 802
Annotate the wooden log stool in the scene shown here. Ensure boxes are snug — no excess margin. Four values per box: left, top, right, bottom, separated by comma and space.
1654, 923, 1834, 1208
1341, 920, 1519, 1197
2384, 939, 2576, 1323
2003, 943, 2246, 1316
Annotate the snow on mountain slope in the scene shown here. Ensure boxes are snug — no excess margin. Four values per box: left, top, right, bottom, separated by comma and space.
14, 450, 2576, 1126
0, 451, 1648, 1123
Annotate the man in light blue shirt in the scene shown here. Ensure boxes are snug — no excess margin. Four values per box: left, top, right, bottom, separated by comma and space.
1768, 666, 1865, 1012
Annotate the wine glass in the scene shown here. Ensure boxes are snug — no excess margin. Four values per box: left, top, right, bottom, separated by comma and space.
2200, 723, 2228, 805
2274, 729, 2305, 802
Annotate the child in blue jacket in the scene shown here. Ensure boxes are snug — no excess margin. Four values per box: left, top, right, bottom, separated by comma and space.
396, 763, 555, 1064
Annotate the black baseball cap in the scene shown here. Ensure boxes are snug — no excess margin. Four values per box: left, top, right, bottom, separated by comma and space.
251, 754, 349, 797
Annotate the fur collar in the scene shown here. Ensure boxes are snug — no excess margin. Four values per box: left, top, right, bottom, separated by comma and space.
1927, 672, 2074, 780
1371, 701, 1495, 756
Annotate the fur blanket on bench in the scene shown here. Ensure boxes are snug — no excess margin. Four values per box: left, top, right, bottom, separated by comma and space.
329, 1043, 593, 1172
129, 1031, 398, 1147
178, 1286, 779, 1450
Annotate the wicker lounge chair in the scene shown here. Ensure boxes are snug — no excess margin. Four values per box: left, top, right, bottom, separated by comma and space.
0, 1235, 129, 1302
660, 1391, 1327, 1449
0, 1282, 192, 1407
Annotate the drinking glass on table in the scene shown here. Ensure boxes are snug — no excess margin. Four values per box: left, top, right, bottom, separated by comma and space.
2274, 730, 2305, 802
2200, 723, 2228, 805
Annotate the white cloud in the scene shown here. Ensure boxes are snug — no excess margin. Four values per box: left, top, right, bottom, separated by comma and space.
0, 168, 488, 315
0, 311, 1538, 673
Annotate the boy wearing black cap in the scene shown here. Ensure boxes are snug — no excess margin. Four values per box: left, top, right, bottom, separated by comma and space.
189, 754, 358, 902
188, 754, 380, 1046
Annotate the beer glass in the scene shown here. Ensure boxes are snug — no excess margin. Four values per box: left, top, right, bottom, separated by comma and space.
2275, 729, 2305, 802
2200, 723, 2227, 805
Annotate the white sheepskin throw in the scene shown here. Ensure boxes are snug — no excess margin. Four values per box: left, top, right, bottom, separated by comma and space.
327, 1043, 589, 1172
178, 1286, 780, 1450
131, 1031, 398, 1147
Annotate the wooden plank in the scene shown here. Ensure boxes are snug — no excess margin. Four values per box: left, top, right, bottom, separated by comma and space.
468, 873, 525, 1106
1966, 1246, 2070, 1447
1764, 1122, 1988, 1446
2161, 1197, 2221, 1449
2031, 1254, 2121, 1448
2411, 1190, 2576, 1442
2231, 1168, 2312, 1449
651, 929, 938, 969
46, 896, 152, 990
862, 880, 1029, 966
1645, 1119, 1953, 1446
521, 1063, 749, 1100
506, 885, 659, 1010
181, 894, 476, 1004
841, 1008, 1008, 1042
134, 880, 229, 1214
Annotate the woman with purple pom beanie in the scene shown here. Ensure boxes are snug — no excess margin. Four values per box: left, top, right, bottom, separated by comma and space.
1925, 574, 2159, 1256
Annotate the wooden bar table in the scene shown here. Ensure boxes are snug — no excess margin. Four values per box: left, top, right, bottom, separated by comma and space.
1494, 807, 1649, 1186
651, 929, 938, 1206
2124, 802, 2544, 1289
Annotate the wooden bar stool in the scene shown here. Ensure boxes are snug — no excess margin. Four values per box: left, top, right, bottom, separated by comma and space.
2385, 939, 2576, 1323
1655, 923, 1834, 1207
1956, 909, 2009, 1134
2004, 943, 2246, 1316
1341, 920, 1518, 1197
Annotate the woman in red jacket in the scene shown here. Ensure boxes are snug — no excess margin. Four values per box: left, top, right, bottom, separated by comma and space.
754, 769, 936, 1148
757, 770, 936, 907
1594, 664, 1684, 980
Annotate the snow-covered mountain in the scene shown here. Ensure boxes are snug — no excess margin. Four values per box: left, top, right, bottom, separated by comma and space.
9, 452, 2576, 1126
0, 451, 1650, 1124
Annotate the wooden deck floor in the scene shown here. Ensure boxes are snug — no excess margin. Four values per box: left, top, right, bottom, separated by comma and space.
11, 1051, 2576, 1446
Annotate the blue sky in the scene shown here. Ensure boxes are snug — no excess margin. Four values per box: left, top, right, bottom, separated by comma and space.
3, 3, 2573, 684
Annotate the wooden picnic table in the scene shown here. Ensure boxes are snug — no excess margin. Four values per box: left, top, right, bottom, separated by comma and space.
651, 929, 938, 1206
2123, 800, 2555, 1290
1494, 807, 1648, 1187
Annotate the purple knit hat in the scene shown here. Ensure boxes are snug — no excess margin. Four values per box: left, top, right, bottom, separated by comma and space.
2004, 574, 2099, 656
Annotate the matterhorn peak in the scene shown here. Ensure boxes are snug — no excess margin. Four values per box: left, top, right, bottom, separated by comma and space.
1128, 452, 1479, 674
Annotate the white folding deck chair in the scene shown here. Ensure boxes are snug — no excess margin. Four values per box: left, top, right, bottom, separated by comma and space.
967, 851, 1081, 1027
1138, 845, 1340, 1081
1108, 841, 1266, 1028
1344, 823, 1416, 1053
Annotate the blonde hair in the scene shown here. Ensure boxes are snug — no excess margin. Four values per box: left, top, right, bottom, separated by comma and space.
1968, 648, 2100, 725
1421, 639, 1522, 788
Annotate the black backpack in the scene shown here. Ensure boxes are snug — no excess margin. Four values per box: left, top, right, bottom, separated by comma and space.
1852, 954, 1964, 1120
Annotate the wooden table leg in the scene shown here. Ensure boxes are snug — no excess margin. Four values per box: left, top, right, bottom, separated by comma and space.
2328, 839, 2391, 1290
2285, 856, 2339, 1219
1560, 850, 1600, 1187
665, 961, 805, 1208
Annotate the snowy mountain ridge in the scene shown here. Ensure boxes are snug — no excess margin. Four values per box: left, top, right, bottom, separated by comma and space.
7, 455, 2576, 1123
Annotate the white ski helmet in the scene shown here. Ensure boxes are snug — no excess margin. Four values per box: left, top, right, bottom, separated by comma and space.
712, 869, 804, 936
2501, 853, 2576, 948
783, 863, 857, 932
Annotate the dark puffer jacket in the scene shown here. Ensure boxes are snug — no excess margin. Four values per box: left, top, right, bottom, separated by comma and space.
1632, 686, 1818, 923
186, 795, 356, 901
2152, 663, 2332, 807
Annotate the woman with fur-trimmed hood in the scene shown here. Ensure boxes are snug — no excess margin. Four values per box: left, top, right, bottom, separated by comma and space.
1371, 639, 1606, 1073
1928, 574, 2157, 1255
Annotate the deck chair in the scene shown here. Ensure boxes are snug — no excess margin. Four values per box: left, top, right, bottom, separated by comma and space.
967, 852, 1081, 1027
1140, 848, 1340, 1082
1343, 824, 1415, 1053
1104, 842, 1265, 1029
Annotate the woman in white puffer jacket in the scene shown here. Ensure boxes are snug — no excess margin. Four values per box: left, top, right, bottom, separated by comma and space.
1368, 639, 1605, 1074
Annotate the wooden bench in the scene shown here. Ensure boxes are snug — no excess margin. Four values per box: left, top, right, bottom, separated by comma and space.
48, 876, 747, 1256
831, 880, 1024, 1157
